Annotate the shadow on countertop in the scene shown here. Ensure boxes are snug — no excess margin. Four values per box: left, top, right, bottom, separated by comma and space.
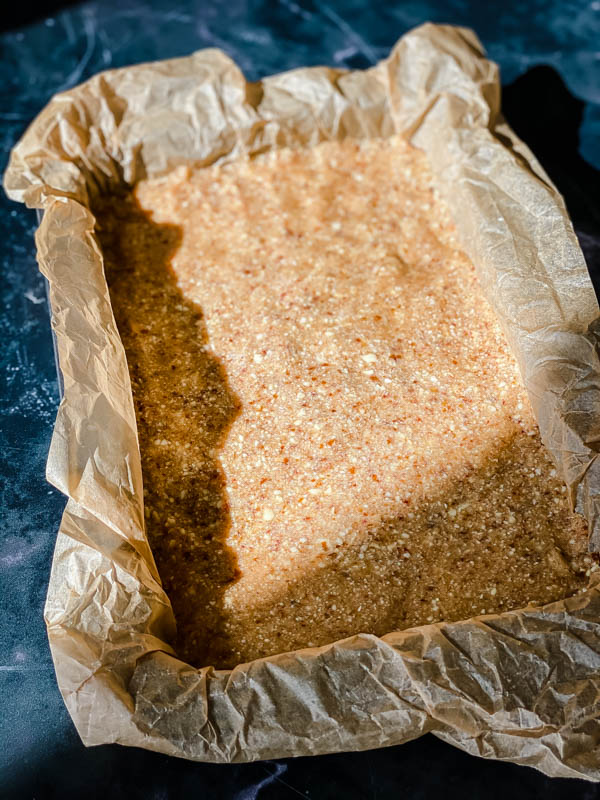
0, 1, 81, 32
503, 65, 600, 297
6, 727, 595, 800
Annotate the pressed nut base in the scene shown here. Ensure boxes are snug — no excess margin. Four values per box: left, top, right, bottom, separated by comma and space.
95, 136, 593, 669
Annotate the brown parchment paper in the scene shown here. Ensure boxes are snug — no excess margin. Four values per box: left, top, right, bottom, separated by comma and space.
5, 22, 600, 779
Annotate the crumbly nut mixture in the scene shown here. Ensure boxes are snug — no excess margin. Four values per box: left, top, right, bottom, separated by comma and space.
95, 135, 594, 669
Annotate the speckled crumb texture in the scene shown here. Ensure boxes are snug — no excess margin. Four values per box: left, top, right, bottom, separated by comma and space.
94, 135, 595, 669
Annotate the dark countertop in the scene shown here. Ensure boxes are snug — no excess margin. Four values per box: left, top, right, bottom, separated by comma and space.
2, 1, 600, 797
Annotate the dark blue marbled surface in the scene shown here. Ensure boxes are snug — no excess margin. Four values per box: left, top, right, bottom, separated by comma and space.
2, 2, 600, 797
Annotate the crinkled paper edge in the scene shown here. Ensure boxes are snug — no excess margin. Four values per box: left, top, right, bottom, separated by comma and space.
4, 22, 600, 779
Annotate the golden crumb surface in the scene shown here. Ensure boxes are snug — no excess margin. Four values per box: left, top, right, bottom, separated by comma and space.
95, 135, 594, 669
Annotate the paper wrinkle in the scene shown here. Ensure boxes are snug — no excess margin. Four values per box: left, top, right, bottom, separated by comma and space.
4, 22, 600, 779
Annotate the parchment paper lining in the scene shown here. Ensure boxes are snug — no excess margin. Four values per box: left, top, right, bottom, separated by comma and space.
5, 23, 600, 779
